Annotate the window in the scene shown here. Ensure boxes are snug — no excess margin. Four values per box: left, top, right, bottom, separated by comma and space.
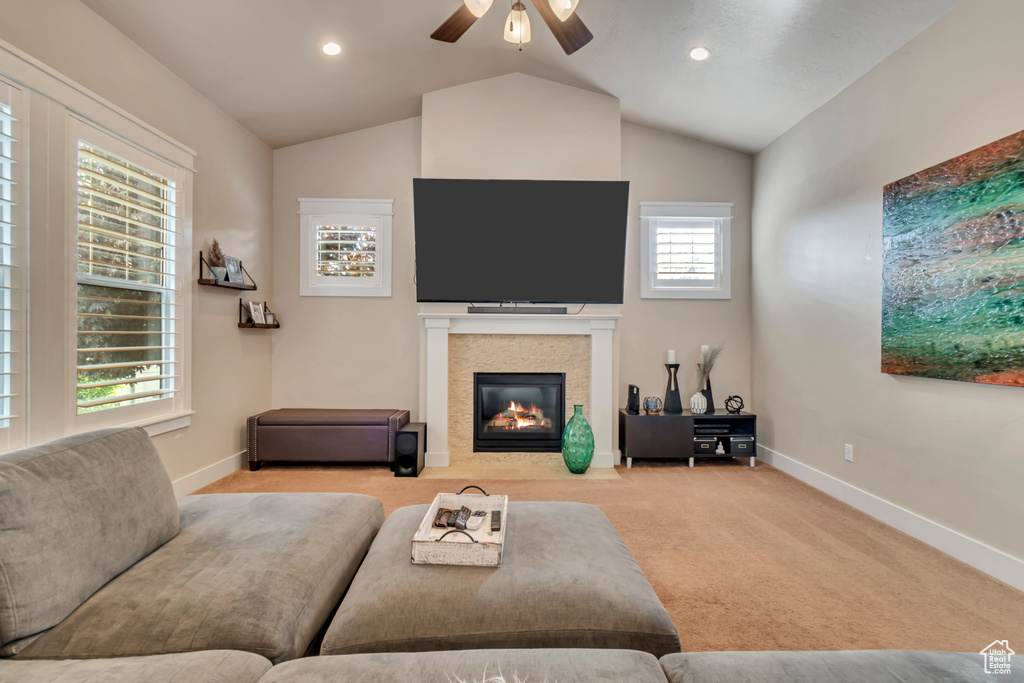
299, 198, 393, 297
0, 44, 194, 449
0, 78, 24, 450
74, 121, 185, 423
640, 202, 732, 299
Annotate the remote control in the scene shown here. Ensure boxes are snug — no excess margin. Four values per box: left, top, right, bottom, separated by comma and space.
453, 506, 471, 530
467, 510, 487, 530
490, 510, 502, 532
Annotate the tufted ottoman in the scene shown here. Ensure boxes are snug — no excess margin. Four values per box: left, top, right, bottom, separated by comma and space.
247, 409, 409, 471
320, 501, 680, 657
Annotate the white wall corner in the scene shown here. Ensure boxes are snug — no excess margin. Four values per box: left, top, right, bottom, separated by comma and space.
758, 445, 1024, 592
172, 451, 245, 499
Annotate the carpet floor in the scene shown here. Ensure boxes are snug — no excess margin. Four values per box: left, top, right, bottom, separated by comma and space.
197, 459, 1024, 653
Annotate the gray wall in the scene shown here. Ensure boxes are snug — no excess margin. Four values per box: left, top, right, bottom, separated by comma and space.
0, 0, 275, 481
271, 76, 753, 448
621, 122, 752, 408
271, 118, 422, 412
752, 0, 1024, 562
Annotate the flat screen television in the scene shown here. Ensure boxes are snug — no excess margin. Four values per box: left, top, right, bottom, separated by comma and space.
413, 178, 630, 304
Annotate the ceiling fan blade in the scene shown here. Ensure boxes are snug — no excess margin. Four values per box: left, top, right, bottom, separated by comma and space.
431, 5, 479, 43
529, 0, 593, 55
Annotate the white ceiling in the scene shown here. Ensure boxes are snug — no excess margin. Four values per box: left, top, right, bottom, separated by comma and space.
80, 0, 960, 153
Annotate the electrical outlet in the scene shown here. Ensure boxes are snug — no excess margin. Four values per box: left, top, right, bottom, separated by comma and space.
844, 444, 854, 462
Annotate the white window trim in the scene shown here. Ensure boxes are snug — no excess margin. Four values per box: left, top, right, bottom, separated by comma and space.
0, 37, 195, 448
0, 76, 26, 452
68, 117, 192, 433
640, 201, 732, 300
298, 198, 393, 298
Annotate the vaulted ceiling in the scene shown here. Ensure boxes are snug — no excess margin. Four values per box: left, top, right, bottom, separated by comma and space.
81, 0, 960, 152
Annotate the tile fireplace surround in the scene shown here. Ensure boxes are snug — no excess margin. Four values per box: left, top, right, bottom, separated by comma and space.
421, 312, 619, 469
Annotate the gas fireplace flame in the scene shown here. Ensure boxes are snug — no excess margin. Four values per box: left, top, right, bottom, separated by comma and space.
508, 401, 541, 429
485, 399, 553, 432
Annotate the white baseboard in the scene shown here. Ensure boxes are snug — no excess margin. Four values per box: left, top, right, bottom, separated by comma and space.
758, 445, 1024, 592
172, 451, 245, 499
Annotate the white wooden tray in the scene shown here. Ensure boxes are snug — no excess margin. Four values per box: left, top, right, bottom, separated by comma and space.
411, 489, 508, 567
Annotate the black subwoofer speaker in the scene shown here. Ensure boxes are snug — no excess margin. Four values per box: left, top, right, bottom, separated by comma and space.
394, 422, 426, 477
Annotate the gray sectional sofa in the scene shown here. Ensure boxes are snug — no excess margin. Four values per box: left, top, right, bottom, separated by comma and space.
1, 427, 1010, 682
0, 428, 383, 665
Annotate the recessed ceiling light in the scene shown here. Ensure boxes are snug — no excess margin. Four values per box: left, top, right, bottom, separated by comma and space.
322, 42, 342, 56
689, 46, 710, 61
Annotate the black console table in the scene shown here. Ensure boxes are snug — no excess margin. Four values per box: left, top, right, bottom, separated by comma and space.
618, 409, 757, 468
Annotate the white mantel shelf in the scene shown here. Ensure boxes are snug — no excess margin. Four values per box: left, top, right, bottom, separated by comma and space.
420, 311, 620, 469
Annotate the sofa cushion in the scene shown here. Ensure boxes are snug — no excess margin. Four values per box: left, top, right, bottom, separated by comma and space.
261, 649, 668, 683
659, 650, 1021, 682
0, 427, 178, 653
15, 492, 384, 664
0, 650, 271, 683
320, 502, 680, 657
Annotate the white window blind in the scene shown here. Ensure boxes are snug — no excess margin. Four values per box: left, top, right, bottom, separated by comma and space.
76, 137, 181, 414
299, 199, 393, 297
640, 202, 732, 300
0, 79, 23, 445
655, 220, 718, 282
316, 222, 378, 279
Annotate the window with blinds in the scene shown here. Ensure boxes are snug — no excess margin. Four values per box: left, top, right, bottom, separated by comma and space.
0, 84, 22, 441
76, 140, 180, 414
298, 199, 393, 297
655, 220, 718, 282
316, 222, 377, 279
640, 202, 732, 300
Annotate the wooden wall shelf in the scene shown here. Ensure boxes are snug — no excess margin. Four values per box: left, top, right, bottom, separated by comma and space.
198, 251, 258, 290
238, 298, 280, 329
199, 278, 256, 290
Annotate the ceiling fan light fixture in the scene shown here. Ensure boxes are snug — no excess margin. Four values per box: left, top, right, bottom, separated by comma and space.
548, 0, 579, 22
503, 2, 531, 48
463, 0, 494, 19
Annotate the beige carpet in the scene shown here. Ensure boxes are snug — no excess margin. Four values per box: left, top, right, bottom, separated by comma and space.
197, 459, 1024, 653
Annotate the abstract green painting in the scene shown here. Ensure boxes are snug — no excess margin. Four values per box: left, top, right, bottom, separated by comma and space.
882, 129, 1024, 386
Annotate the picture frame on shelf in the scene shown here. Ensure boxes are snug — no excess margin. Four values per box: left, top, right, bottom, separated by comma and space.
249, 301, 265, 325
225, 256, 243, 284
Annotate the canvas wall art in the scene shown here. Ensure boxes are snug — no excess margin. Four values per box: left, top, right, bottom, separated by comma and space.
882, 128, 1024, 386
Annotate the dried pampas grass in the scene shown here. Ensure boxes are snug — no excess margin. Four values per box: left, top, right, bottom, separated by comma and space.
696, 343, 724, 393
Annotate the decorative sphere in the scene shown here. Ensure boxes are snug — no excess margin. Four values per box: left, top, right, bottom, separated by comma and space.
725, 395, 744, 414
689, 393, 708, 414
643, 396, 662, 415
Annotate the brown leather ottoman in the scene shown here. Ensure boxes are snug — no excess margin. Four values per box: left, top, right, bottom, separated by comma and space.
246, 409, 409, 471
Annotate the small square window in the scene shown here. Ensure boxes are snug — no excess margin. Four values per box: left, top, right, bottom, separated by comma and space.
299, 198, 393, 297
640, 202, 731, 299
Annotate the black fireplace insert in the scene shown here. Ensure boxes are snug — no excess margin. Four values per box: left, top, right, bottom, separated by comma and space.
473, 372, 566, 452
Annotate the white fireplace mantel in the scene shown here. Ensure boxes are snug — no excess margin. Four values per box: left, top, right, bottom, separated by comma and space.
420, 312, 620, 468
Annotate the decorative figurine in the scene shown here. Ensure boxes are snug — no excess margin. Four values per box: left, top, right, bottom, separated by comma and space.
725, 395, 744, 414
643, 396, 663, 415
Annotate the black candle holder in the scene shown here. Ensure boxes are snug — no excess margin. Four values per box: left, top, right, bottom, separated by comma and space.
664, 364, 683, 414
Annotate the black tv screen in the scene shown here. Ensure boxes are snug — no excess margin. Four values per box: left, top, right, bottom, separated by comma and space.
413, 178, 630, 304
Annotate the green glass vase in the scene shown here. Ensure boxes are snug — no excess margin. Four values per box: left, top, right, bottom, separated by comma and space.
561, 404, 595, 474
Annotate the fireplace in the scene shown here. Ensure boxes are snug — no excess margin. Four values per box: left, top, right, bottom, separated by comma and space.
473, 372, 566, 452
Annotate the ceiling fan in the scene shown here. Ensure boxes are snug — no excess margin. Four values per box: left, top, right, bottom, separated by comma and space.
431, 0, 593, 55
